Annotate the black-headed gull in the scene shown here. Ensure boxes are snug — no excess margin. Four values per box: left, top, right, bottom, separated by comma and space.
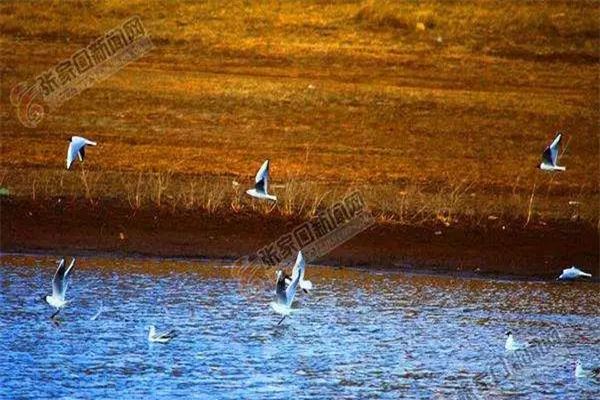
44, 258, 75, 319
284, 251, 313, 294
148, 325, 177, 343
505, 331, 528, 351
246, 160, 277, 202
557, 266, 592, 280
271, 251, 304, 325
539, 132, 565, 171
575, 360, 600, 379
66, 136, 97, 170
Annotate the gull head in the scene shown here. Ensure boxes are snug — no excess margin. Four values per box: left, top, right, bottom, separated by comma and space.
505, 331, 512, 337
575, 360, 585, 377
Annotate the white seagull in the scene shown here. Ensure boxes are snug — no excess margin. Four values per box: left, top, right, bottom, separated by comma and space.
505, 331, 528, 351
271, 251, 304, 325
148, 325, 177, 343
284, 251, 313, 294
246, 160, 277, 202
44, 258, 75, 319
575, 360, 600, 379
66, 136, 97, 170
557, 266, 592, 280
539, 132, 565, 171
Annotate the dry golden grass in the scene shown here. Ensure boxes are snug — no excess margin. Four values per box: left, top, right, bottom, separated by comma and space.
0, 0, 598, 227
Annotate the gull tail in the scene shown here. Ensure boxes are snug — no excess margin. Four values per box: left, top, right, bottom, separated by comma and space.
165, 330, 178, 339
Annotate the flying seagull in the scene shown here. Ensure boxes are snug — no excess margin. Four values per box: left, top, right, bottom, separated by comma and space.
66, 136, 97, 170
271, 250, 304, 325
246, 160, 277, 202
505, 331, 528, 351
148, 325, 177, 343
284, 251, 313, 294
44, 258, 75, 319
575, 360, 600, 379
557, 266, 592, 280
539, 132, 565, 171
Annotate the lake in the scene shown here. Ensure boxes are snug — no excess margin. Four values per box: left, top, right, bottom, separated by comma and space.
0, 254, 598, 399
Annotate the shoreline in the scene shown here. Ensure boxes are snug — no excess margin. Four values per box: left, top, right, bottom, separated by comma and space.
3, 250, 598, 284
1, 197, 598, 280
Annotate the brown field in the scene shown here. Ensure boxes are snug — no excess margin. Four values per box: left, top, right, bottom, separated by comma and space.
0, 1, 599, 274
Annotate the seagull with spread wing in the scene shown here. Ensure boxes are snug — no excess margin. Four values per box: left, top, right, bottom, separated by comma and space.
66, 136, 97, 170
271, 251, 305, 325
44, 258, 75, 319
246, 160, 277, 202
539, 132, 566, 171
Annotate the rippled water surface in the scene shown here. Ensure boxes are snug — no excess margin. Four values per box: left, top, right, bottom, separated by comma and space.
1, 254, 598, 399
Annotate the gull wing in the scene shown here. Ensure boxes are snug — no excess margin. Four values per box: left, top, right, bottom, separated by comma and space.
549, 133, 562, 165
254, 160, 270, 194
52, 259, 66, 299
66, 137, 85, 169
285, 251, 305, 305
158, 330, 177, 340
78, 146, 85, 161
66, 142, 77, 169
542, 133, 561, 166
290, 251, 306, 281
62, 258, 75, 296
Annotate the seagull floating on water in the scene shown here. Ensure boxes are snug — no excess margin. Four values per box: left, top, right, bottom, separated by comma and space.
284, 251, 312, 294
66, 136, 97, 170
505, 331, 528, 351
539, 132, 565, 171
575, 360, 600, 379
271, 251, 305, 325
557, 266, 592, 280
44, 258, 75, 319
148, 325, 177, 343
246, 160, 277, 202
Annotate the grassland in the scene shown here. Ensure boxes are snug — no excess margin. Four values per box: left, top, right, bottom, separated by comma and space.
0, 1, 599, 272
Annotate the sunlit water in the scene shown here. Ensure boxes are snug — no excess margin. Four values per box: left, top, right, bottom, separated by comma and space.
0, 254, 598, 399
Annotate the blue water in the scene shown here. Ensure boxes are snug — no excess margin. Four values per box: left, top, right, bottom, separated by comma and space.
0, 255, 598, 399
